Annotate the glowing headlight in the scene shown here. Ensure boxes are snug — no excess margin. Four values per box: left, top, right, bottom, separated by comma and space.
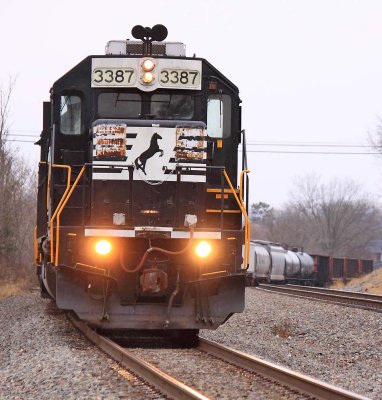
195, 241, 211, 258
142, 72, 154, 83
95, 240, 112, 255
142, 59, 155, 71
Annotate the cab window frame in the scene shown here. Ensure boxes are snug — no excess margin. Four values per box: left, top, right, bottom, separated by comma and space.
59, 91, 84, 135
206, 93, 232, 138
96, 90, 197, 121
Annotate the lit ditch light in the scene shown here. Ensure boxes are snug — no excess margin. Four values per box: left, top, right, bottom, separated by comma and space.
95, 240, 112, 256
195, 241, 212, 258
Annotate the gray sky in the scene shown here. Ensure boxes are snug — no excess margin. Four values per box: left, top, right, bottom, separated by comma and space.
2, 0, 382, 207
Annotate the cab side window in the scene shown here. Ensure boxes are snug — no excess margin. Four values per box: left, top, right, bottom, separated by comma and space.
60, 95, 82, 135
207, 94, 231, 138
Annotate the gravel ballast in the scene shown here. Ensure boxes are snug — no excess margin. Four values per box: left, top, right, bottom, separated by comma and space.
202, 288, 382, 399
0, 288, 380, 399
0, 293, 164, 400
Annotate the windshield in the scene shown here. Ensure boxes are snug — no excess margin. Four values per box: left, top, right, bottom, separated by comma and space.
150, 94, 193, 119
98, 93, 142, 118
97, 92, 194, 120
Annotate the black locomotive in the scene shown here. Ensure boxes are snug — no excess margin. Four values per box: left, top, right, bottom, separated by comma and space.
34, 25, 250, 332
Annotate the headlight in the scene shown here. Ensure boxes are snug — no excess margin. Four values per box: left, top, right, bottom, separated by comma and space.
141, 58, 156, 84
142, 71, 154, 83
195, 241, 211, 258
142, 59, 155, 71
95, 240, 112, 255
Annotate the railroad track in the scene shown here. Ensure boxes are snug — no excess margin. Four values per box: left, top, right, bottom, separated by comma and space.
257, 284, 382, 312
68, 312, 369, 400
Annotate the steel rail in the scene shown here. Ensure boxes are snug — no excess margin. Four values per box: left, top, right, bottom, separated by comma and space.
67, 313, 208, 400
258, 284, 382, 312
285, 284, 382, 301
198, 338, 369, 400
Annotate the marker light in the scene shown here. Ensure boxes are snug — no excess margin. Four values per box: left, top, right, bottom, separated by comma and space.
95, 240, 112, 256
142, 72, 154, 83
195, 241, 212, 258
142, 59, 155, 71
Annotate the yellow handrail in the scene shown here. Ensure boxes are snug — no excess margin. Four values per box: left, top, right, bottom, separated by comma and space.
55, 165, 86, 266
33, 226, 38, 265
223, 170, 250, 270
45, 161, 51, 211
239, 170, 250, 205
49, 165, 72, 263
239, 169, 251, 269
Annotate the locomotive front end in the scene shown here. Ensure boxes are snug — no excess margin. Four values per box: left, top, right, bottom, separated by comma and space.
35, 25, 250, 331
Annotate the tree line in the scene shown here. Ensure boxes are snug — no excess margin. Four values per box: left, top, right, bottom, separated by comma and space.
0, 78, 36, 280
250, 175, 382, 258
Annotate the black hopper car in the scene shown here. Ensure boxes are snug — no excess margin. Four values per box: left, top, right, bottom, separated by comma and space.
34, 25, 250, 332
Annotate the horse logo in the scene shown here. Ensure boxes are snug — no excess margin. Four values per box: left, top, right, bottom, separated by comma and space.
134, 132, 164, 175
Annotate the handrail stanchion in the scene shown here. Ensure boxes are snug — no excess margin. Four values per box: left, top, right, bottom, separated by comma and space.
223, 170, 250, 270
55, 165, 86, 266
49, 165, 72, 263
239, 169, 251, 269
34, 226, 38, 265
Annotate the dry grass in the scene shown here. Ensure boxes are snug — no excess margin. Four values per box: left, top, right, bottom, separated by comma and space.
330, 268, 382, 295
0, 281, 29, 299
0, 266, 35, 300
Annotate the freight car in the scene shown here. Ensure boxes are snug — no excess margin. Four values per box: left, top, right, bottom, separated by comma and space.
246, 241, 373, 286
34, 25, 250, 333
246, 240, 315, 286
311, 255, 373, 286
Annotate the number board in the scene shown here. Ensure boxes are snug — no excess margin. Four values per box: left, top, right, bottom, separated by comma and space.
91, 58, 202, 91
159, 69, 200, 88
92, 68, 136, 86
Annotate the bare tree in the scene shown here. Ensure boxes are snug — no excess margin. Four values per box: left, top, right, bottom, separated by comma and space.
0, 78, 36, 275
289, 175, 382, 257
268, 208, 312, 248
0, 77, 14, 145
250, 202, 274, 240
251, 176, 382, 258
250, 200, 315, 248
368, 117, 382, 154
0, 77, 14, 264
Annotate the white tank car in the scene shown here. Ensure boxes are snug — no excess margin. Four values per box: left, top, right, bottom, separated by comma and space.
247, 241, 271, 284
285, 250, 300, 279
296, 251, 315, 281
246, 241, 315, 286
268, 243, 287, 282
247, 241, 286, 284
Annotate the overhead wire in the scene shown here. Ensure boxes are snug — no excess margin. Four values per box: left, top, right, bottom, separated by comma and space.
2, 139, 37, 143
246, 142, 374, 148
242, 150, 380, 155
1, 131, 39, 143
242, 140, 381, 155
